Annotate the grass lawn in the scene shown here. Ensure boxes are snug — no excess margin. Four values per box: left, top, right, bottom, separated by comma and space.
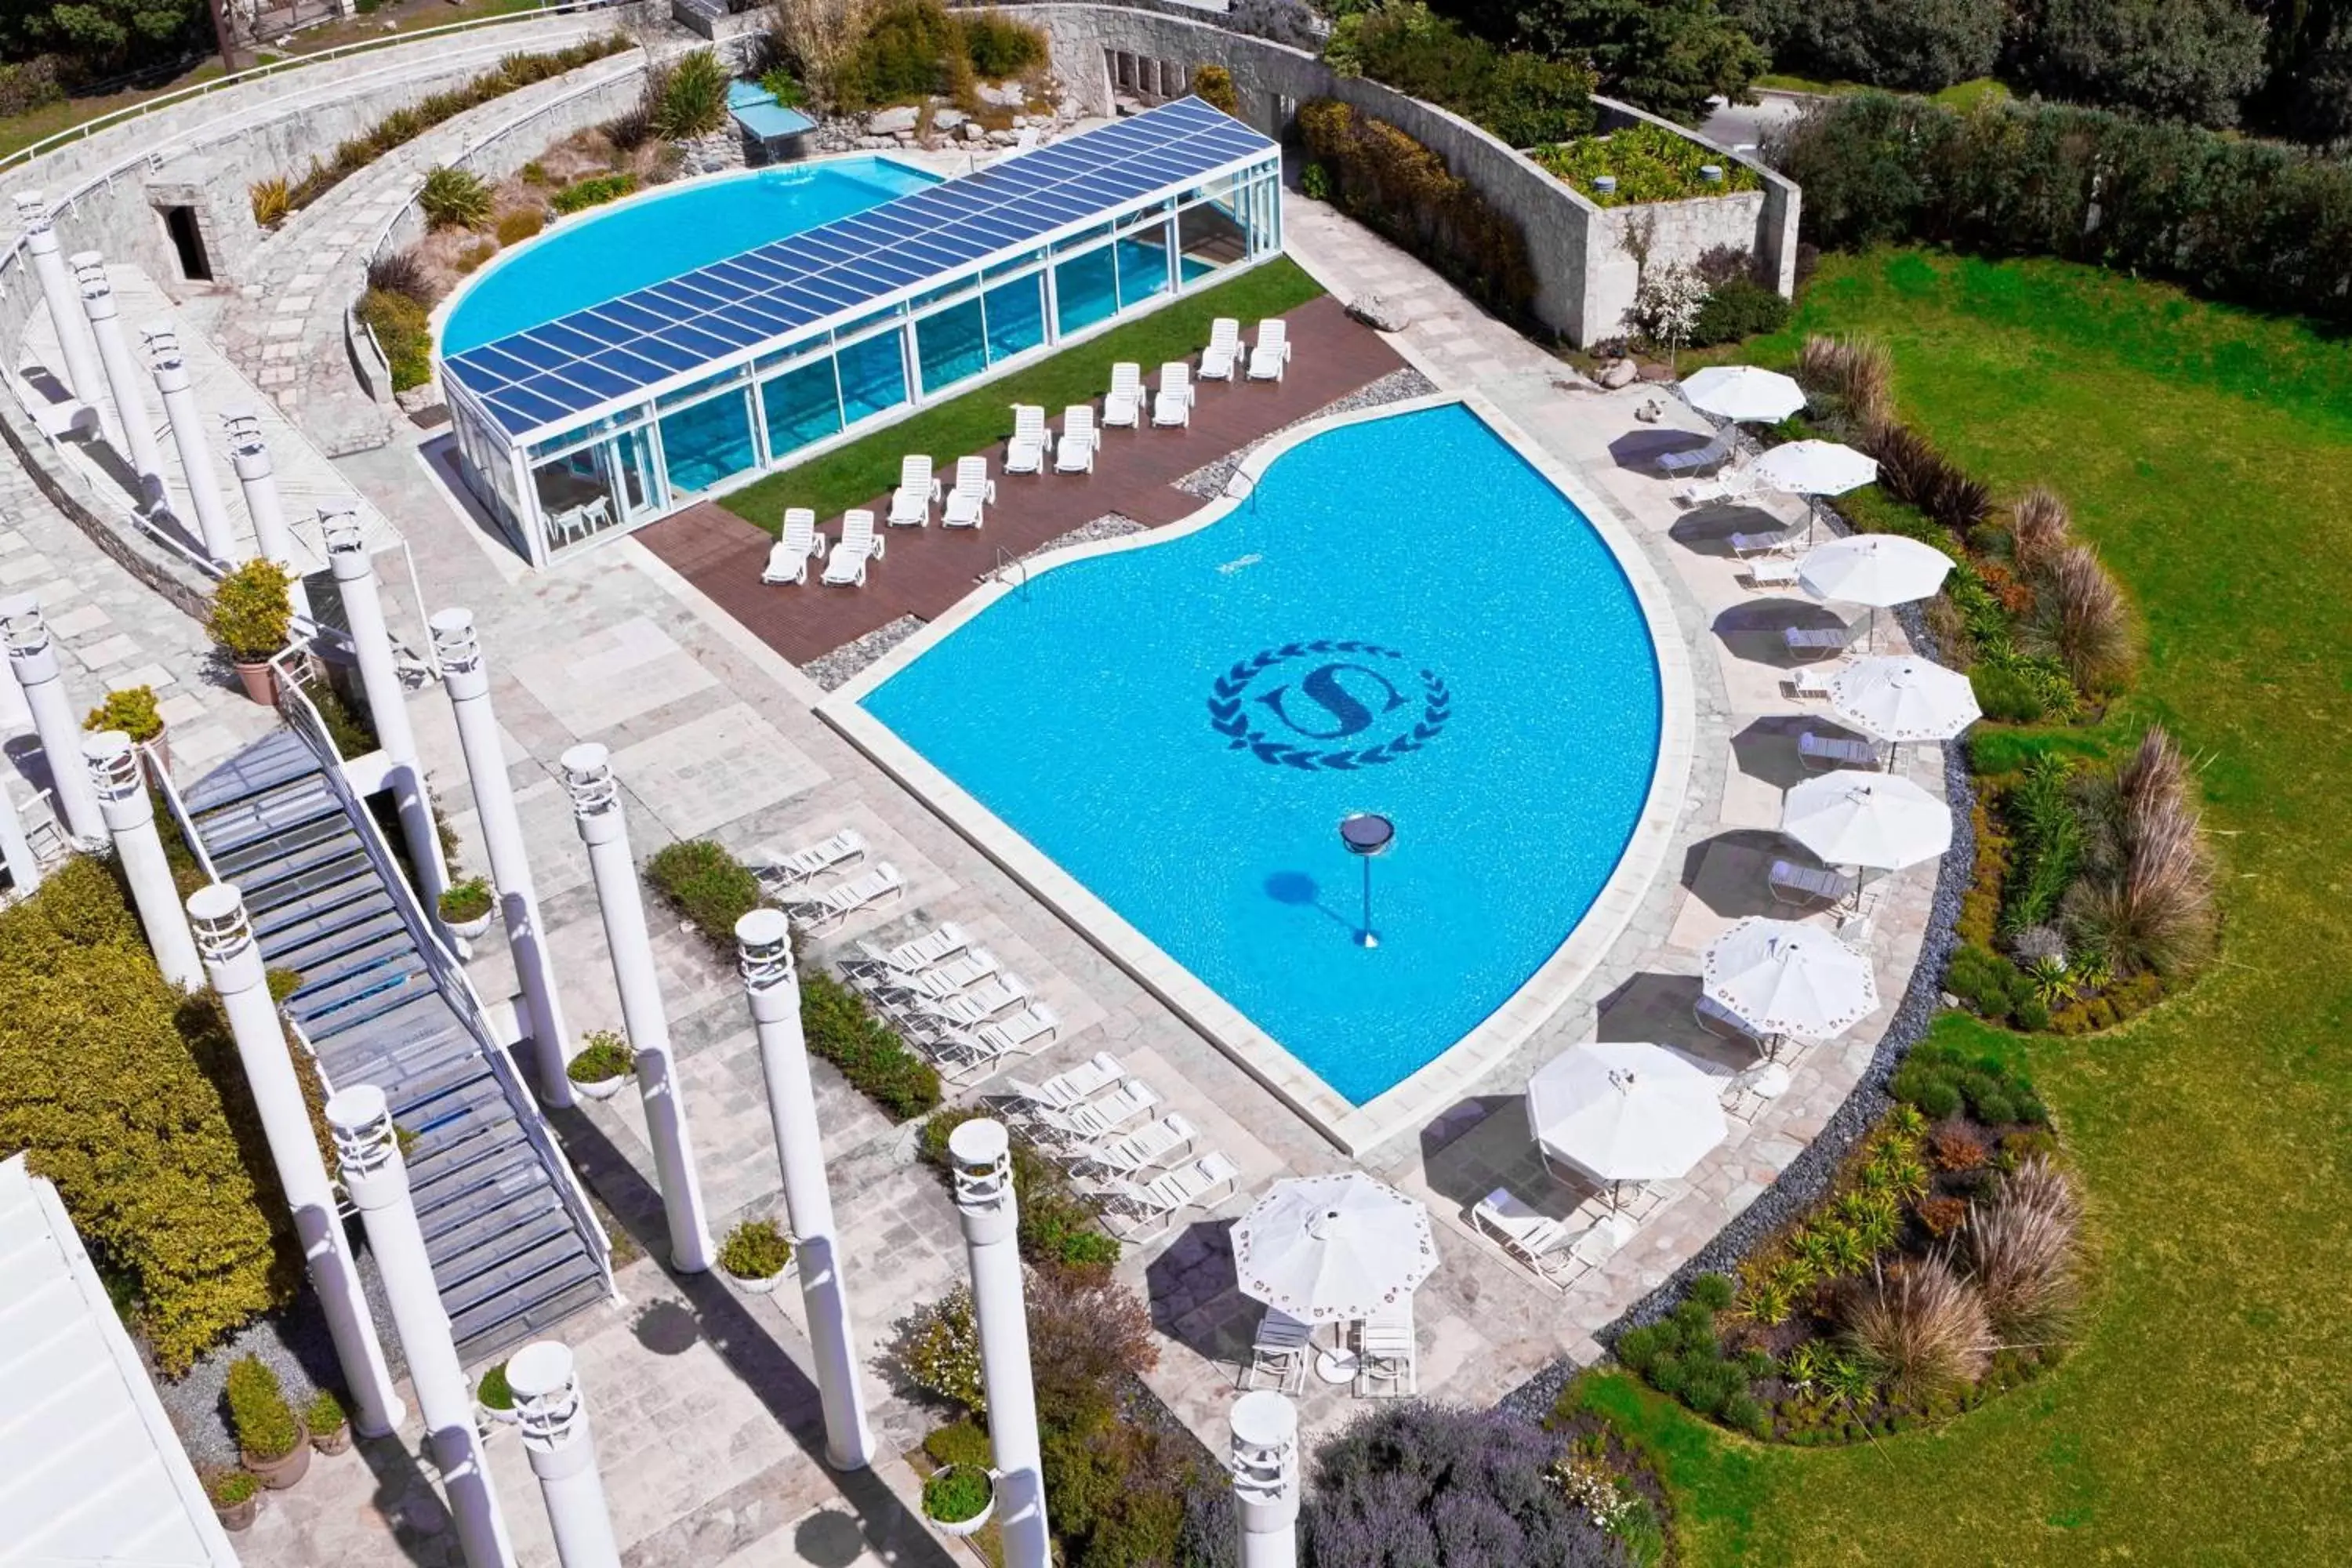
1752, 74, 2009, 110
1646, 249, 2352, 1563
719, 256, 1324, 533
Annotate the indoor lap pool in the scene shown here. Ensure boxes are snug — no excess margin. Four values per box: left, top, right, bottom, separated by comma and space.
851, 402, 1668, 1109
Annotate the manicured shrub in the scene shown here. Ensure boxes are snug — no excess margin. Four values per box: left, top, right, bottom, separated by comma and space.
84, 684, 163, 742
719, 1217, 793, 1279
227, 1357, 301, 1461
454, 239, 497, 276
1970, 662, 2049, 724
919, 1106, 1119, 1276
476, 1359, 514, 1411
1917, 1194, 1969, 1237
1843, 1254, 1994, 1403
651, 49, 731, 140
205, 560, 296, 665
1191, 63, 1239, 116
1298, 162, 1334, 202
566, 1029, 633, 1085
208, 1470, 258, 1508
357, 288, 432, 392
1689, 276, 1790, 346
419, 166, 494, 230
923, 1418, 993, 1470
1688, 1272, 1737, 1311
549, 172, 637, 215
924, 1463, 991, 1523
800, 970, 942, 1119
305, 1388, 348, 1439
644, 839, 761, 956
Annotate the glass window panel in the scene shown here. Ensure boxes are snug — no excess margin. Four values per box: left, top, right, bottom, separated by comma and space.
1115, 229, 1173, 309
1052, 220, 1114, 256
1054, 245, 1119, 335
760, 358, 842, 460
657, 387, 757, 495
982, 274, 1045, 364
655, 366, 750, 412
1176, 200, 1247, 284
916, 296, 989, 396
837, 331, 909, 423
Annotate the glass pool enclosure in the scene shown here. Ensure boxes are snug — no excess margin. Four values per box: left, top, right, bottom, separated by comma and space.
440, 98, 1283, 564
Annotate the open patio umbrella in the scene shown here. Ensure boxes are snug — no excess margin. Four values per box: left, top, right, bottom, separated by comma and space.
1751, 440, 1878, 539
1828, 655, 1984, 747
1798, 534, 1955, 648
1231, 1171, 1436, 1324
1702, 916, 1879, 1043
1681, 365, 1806, 425
1781, 769, 1952, 873
1526, 1041, 1728, 1194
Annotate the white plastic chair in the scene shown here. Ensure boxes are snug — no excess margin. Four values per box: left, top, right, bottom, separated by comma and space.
1152, 361, 1192, 427
888, 455, 939, 527
1096, 1151, 1240, 1241
786, 860, 902, 930
821, 510, 882, 586
1054, 405, 1099, 474
1354, 1298, 1417, 1397
762, 508, 827, 583
1004, 405, 1053, 474
942, 456, 994, 529
753, 827, 865, 891
1769, 858, 1858, 906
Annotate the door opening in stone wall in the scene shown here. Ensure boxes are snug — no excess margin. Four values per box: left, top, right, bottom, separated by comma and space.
162, 207, 212, 282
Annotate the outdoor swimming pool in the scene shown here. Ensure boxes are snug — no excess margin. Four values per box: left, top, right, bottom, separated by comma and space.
858, 403, 1665, 1105
441, 157, 940, 354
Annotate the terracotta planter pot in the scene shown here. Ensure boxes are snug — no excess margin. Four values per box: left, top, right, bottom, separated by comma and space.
572, 1073, 629, 1102
244, 1426, 310, 1490
214, 1493, 259, 1532
231, 659, 277, 706
310, 1421, 351, 1457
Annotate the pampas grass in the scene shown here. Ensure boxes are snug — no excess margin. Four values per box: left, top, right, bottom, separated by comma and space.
1967, 1156, 2082, 1339
2041, 543, 2136, 692
2066, 724, 2216, 975
1796, 332, 1893, 430
1843, 1253, 1994, 1403
2011, 486, 2071, 571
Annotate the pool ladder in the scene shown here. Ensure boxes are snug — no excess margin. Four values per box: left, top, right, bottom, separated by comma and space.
990, 545, 1030, 599
1226, 468, 1261, 513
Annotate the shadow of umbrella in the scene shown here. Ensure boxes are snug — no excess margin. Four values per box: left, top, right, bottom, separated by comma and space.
1668, 501, 1791, 557
1592, 971, 1756, 1067
1731, 714, 1871, 792
1679, 828, 1820, 919
1142, 1218, 1257, 1367
1606, 425, 1713, 472
1711, 596, 1855, 669
1264, 869, 1355, 934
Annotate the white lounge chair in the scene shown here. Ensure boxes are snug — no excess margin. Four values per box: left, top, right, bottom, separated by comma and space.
1679, 468, 1763, 508
851, 942, 999, 1003
1246, 320, 1290, 382
762, 508, 828, 584
856, 923, 970, 977
1784, 624, 1857, 659
941, 456, 994, 529
1003, 405, 1052, 475
1472, 1188, 1584, 1291
1152, 361, 1192, 427
1729, 524, 1802, 557
753, 827, 866, 892
1096, 1151, 1241, 1241
1054, 405, 1098, 474
1798, 732, 1884, 768
1102, 362, 1144, 428
1197, 317, 1242, 383
786, 861, 903, 931
1354, 1298, 1417, 1398
821, 510, 882, 586
1695, 992, 1766, 1048
1787, 664, 1838, 701
1744, 555, 1802, 590
911, 972, 1029, 1033
1067, 1112, 1197, 1179
887, 456, 939, 528
1033, 1080, 1161, 1150
1243, 1305, 1312, 1392
1769, 858, 1858, 906
1658, 427, 1735, 478
931, 1003, 1059, 1082
1000, 1052, 1123, 1121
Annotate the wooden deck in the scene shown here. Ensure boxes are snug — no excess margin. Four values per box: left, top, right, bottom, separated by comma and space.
637, 295, 1407, 666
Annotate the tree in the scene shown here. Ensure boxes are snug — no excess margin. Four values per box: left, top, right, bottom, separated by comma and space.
1777, 0, 2003, 92
2252, 0, 2352, 143
0, 0, 209, 81
1514, 0, 1766, 124
2014, 0, 2269, 126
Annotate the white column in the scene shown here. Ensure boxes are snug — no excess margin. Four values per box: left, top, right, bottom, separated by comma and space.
561, 743, 711, 1272
85, 730, 201, 989
226, 415, 311, 621
506, 1341, 623, 1568
328, 1083, 518, 1568
430, 607, 572, 1107
0, 593, 104, 841
147, 332, 242, 565
325, 514, 444, 909
0, 770, 38, 896
736, 909, 873, 1471
72, 255, 167, 506
13, 194, 114, 445
948, 1119, 1049, 1567
184, 884, 405, 1439
1230, 1390, 1302, 1568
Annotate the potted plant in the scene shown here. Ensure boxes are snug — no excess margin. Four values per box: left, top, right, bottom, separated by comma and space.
226, 1356, 310, 1489
474, 1359, 517, 1428
566, 1029, 634, 1102
205, 559, 296, 705
84, 684, 169, 775
718, 1217, 793, 1294
306, 1388, 350, 1456
921, 1464, 996, 1538
207, 1469, 260, 1532
438, 876, 495, 939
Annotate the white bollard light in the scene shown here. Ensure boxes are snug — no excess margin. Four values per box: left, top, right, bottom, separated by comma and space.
13, 193, 114, 445
85, 730, 201, 989
430, 607, 572, 1107
71, 255, 167, 506
147, 330, 243, 566
186, 884, 405, 1439
506, 1341, 623, 1568
949, 1118, 1050, 1567
226, 416, 311, 621
328, 1083, 518, 1568
1, 593, 104, 841
1230, 1390, 1302, 1568
325, 514, 443, 909
736, 909, 874, 1470
561, 743, 712, 1272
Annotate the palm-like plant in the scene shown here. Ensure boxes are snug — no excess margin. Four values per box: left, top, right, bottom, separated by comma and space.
419, 166, 493, 230
650, 49, 731, 140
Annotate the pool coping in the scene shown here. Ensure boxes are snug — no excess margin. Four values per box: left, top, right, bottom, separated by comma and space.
818, 390, 1697, 1156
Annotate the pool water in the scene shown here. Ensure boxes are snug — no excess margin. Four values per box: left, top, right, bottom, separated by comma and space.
861, 404, 1664, 1105
442, 157, 940, 355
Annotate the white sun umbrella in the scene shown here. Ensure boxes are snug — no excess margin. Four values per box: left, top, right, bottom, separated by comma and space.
1231, 1171, 1436, 1325
1681, 365, 1806, 425
1782, 769, 1953, 874
1751, 440, 1878, 539
1702, 916, 1879, 1046
1829, 655, 1984, 750
1797, 534, 1955, 649
1526, 1042, 1728, 1203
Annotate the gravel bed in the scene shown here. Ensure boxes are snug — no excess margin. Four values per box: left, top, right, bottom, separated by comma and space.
801, 615, 927, 691
1018, 511, 1146, 560
1173, 366, 1439, 499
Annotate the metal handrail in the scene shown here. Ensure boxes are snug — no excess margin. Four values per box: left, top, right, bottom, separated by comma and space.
267, 650, 612, 1281
991, 543, 1030, 596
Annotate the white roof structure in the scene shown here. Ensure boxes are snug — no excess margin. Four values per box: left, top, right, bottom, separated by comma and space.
0, 1154, 241, 1566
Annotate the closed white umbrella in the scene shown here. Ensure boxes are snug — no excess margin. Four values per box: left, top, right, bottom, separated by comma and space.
1526, 1042, 1728, 1194
1703, 916, 1878, 1043
1752, 441, 1878, 540
1682, 365, 1806, 425
1782, 769, 1952, 872
1829, 655, 1983, 746
1231, 1172, 1436, 1324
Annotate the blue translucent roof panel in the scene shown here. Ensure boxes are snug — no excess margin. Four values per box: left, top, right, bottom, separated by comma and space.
448, 97, 1277, 439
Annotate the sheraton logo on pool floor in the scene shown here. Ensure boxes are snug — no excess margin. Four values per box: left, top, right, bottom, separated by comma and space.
1207, 641, 1450, 771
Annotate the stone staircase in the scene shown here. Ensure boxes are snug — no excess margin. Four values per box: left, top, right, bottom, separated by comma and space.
183, 728, 610, 1366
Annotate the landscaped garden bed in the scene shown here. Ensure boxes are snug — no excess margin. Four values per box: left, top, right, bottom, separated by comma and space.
1533, 122, 1760, 206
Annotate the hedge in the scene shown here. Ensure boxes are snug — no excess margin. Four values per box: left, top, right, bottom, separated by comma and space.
644, 839, 764, 959
1776, 90, 2352, 326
